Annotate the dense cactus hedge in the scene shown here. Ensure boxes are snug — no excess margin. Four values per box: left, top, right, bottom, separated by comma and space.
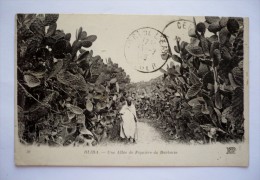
17, 14, 130, 146
131, 17, 245, 144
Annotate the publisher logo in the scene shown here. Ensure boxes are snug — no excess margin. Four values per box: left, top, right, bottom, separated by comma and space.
226, 147, 236, 154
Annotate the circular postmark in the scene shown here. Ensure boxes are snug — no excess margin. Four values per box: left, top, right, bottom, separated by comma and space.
162, 19, 195, 56
124, 27, 170, 73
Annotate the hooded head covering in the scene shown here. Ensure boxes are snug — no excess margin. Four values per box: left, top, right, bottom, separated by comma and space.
126, 97, 132, 106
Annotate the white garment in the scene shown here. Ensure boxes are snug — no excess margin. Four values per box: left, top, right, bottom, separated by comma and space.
120, 103, 138, 140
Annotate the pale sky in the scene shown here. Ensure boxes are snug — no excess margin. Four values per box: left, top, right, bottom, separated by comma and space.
57, 14, 204, 82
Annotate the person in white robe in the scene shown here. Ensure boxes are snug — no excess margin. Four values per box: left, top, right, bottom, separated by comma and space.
119, 97, 138, 143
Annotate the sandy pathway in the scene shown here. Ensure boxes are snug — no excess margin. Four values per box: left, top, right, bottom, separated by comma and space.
99, 121, 168, 146
135, 121, 166, 144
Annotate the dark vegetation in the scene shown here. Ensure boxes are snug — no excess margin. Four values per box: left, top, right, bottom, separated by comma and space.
130, 17, 245, 144
17, 14, 130, 146
17, 14, 244, 146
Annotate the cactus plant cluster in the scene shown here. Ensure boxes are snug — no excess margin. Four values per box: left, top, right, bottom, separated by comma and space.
17, 14, 130, 146
131, 16, 245, 143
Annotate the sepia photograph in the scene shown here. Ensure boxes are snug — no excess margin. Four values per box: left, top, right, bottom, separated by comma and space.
15, 14, 248, 166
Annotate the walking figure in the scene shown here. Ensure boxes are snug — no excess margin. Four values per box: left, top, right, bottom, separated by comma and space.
119, 97, 138, 143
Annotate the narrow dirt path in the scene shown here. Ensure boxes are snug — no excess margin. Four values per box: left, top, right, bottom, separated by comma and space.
135, 121, 166, 144
100, 119, 171, 146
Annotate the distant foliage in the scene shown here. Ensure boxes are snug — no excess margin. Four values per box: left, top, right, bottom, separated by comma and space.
131, 17, 244, 143
17, 14, 130, 146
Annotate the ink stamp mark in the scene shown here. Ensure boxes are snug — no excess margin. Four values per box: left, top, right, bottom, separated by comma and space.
124, 27, 170, 73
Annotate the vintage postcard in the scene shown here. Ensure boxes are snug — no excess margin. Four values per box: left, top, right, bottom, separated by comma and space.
15, 14, 249, 166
